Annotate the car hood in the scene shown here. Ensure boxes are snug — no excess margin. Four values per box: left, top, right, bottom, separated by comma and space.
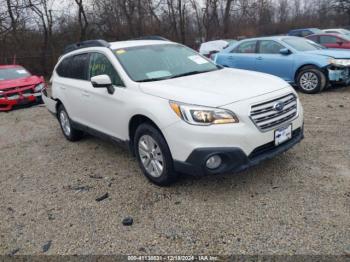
139, 68, 289, 107
0, 75, 43, 90
306, 49, 350, 58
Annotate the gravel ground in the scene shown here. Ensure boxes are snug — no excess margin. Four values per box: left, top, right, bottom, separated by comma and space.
0, 87, 349, 256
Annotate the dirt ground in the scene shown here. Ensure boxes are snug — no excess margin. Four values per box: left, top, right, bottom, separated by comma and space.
0, 87, 349, 256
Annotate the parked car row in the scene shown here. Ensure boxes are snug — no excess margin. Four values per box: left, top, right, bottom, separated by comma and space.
287, 27, 350, 37
200, 27, 350, 67
3, 31, 349, 185
213, 36, 350, 94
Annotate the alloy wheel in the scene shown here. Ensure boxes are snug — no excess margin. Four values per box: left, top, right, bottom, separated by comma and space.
138, 135, 164, 178
300, 72, 319, 91
59, 110, 71, 136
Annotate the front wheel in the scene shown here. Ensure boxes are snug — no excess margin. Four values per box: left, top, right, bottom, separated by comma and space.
134, 123, 178, 186
296, 66, 327, 94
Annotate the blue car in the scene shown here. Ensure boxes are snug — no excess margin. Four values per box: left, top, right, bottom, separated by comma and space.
214, 36, 350, 94
288, 28, 323, 37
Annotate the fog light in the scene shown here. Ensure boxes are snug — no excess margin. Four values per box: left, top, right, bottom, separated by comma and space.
206, 155, 222, 170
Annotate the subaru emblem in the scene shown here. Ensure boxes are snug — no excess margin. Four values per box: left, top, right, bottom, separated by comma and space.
273, 102, 285, 112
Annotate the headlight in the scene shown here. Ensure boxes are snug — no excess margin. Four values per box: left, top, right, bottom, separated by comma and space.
34, 83, 45, 92
169, 101, 239, 125
329, 58, 350, 67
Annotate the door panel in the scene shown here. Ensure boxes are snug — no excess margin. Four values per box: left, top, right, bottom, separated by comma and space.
80, 85, 127, 139
79, 52, 126, 139
227, 40, 258, 71
255, 40, 295, 82
55, 53, 91, 123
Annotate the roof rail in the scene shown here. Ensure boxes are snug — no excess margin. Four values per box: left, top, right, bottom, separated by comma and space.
63, 39, 110, 54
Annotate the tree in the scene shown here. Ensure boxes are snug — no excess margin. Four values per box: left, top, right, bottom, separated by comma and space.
74, 0, 89, 41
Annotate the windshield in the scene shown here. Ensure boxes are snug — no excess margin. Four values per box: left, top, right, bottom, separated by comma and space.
283, 37, 325, 51
114, 44, 220, 82
312, 28, 323, 34
0, 67, 31, 81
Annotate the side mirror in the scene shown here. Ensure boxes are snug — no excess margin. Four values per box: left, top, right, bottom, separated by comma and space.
337, 41, 343, 46
280, 48, 291, 55
91, 75, 115, 94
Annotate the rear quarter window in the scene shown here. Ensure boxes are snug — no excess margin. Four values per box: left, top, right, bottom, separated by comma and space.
56, 56, 72, 78
56, 53, 90, 80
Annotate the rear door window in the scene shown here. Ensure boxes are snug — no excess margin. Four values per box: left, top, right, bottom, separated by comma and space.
56, 54, 90, 80
56, 56, 72, 78
232, 41, 257, 53
70, 53, 90, 80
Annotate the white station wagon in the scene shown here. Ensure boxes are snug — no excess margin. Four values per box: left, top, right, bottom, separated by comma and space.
42, 39, 304, 186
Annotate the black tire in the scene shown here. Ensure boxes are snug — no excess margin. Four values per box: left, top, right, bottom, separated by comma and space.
134, 123, 178, 186
296, 66, 327, 94
57, 104, 84, 141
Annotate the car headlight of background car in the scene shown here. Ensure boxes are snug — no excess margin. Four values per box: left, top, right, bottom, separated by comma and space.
34, 83, 45, 92
170, 101, 239, 125
329, 58, 350, 67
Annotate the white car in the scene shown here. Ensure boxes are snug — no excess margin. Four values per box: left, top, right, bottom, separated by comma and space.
323, 28, 350, 36
199, 39, 237, 57
42, 39, 304, 186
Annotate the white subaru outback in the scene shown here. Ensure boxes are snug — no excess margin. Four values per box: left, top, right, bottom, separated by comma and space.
42, 39, 304, 186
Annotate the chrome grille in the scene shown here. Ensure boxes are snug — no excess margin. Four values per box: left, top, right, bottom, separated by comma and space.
250, 93, 298, 131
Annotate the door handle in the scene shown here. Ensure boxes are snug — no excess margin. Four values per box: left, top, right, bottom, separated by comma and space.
82, 91, 90, 97
59, 85, 66, 90
257, 57, 263, 60
228, 56, 234, 60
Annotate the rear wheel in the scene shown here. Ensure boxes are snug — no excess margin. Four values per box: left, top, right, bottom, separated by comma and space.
57, 104, 84, 141
134, 123, 178, 186
296, 66, 327, 94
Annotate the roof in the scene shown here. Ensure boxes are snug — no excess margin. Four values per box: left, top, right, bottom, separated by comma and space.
61, 39, 175, 57
307, 33, 343, 37
237, 35, 298, 42
109, 40, 174, 49
289, 28, 319, 32
324, 28, 346, 31
0, 65, 23, 69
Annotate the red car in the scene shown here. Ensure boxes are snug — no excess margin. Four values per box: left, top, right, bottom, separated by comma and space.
307, 33, 350, 49
0, 65, 45, 111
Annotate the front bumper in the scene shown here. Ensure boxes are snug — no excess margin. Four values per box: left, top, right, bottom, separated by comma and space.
174, 127, 304, 176
0, 93, 42, 111
327, 66, 350, 85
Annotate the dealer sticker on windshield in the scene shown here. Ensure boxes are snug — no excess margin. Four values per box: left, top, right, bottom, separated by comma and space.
188, 55, 208, 65
274, 124, 292, 146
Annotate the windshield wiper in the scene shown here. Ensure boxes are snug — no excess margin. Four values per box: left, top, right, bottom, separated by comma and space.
138, 76, 173, 82
167, 69, 219, 79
